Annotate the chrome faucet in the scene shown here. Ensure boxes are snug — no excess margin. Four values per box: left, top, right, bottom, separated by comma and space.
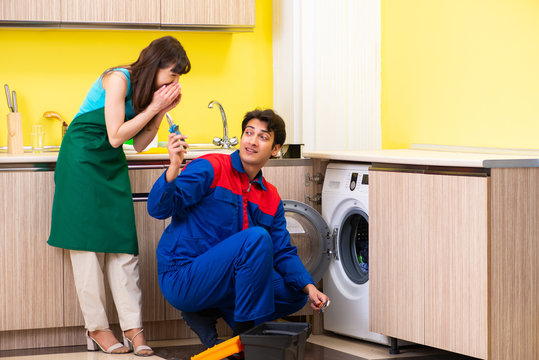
208, 100, 238, 149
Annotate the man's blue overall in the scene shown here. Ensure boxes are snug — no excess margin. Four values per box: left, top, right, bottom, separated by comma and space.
148, 151, 313, 344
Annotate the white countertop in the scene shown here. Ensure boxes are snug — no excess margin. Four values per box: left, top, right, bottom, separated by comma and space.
2, 144, 538, 168
0, 148, 233, 164
303, 145, 539, 168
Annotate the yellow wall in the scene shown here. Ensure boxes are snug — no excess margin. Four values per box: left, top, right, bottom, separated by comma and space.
381, 0, 539, 149
0, 0, 272, 148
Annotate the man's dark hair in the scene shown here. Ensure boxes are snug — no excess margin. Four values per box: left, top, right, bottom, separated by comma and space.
241, 109, 286, 147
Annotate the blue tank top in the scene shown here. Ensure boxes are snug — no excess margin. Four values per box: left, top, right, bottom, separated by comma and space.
75, 68, 135, 120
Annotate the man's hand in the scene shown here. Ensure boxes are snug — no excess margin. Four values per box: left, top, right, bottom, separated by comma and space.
302, 284, 330, 312
165, 132, 188, 182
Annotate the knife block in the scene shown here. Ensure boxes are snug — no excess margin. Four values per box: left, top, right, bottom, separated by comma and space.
7, 112, 24, 154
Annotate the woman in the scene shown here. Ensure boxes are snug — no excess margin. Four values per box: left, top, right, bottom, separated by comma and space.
48, 36, 190, 356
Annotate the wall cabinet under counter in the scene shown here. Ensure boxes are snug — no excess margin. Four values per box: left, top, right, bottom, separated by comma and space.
0, 171, 63, 331
0, 157, 320, 349
369, 165, 539, 360
0, 0, 255, 29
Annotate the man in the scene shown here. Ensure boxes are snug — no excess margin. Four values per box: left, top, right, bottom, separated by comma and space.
147, 109, 329, 349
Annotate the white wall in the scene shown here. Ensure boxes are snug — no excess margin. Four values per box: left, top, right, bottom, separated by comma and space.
273, 0, 381, 152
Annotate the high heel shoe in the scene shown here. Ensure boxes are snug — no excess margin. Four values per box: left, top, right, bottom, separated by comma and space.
86, 329, 130, 354
123, 329, 154, 357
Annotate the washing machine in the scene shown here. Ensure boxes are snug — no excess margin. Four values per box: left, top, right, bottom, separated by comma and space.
282, 162, 389, 345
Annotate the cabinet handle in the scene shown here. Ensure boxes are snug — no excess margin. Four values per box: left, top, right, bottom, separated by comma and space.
132, 193, 149, 202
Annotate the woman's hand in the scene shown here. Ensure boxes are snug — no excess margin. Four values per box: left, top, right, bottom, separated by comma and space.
150, 82, 182, 114
162, 91, 182, 114
302, 284, 330, 312
165, 132, 188, 182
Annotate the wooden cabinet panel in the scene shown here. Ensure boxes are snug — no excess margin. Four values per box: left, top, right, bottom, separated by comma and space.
161, 0, 255, 26
0, 0, 60, 22
0, 171, 64, 331
369, 171, 425, 344
422, 174, 488, 358
2, 0, 254, 28
490, 168, 539, 360
61, 0, 160, 24
134, 202, 166, 322
262, 164, 313, 203
130, 168, 167, 322
370, 171, 488, 358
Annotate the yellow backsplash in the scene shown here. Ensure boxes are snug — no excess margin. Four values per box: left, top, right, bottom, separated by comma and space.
0, 0, 272, 148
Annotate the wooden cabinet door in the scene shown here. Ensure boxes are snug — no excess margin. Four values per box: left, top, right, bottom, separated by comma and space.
262, 164, 313, 204
134, 201, 166, 322
161, 0, 255, 26
422, 174, 488, 358
130, 168, 167, 322
369, 171, 425, 344
61, 0, 159, 24
0, 0, 60, 22
0, 171, 64, 331
370, 170, 488, 358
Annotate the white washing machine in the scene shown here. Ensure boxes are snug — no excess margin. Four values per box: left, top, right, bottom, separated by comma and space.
283, 162, 389, 345
320, 162, 388, 344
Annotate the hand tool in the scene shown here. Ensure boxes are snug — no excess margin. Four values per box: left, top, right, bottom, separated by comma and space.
4, 84, 13, 112
12, 91, 17, 112
166, 113, 187, 149
317, 299, 331, 312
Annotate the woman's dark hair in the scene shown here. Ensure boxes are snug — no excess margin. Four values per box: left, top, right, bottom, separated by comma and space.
242, 109, 286, 147
106, 36, 191, 114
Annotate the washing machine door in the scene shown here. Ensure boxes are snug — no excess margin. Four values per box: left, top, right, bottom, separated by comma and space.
282, 200, 332, 284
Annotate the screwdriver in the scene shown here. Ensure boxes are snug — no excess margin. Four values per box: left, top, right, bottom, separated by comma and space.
166, 113, 187, 149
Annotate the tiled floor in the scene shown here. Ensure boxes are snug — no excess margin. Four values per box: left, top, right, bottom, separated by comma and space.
0, 334, 478, 360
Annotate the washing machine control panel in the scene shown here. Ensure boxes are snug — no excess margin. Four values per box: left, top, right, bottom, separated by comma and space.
349, 172, 368, 191
323, 168, 369, 194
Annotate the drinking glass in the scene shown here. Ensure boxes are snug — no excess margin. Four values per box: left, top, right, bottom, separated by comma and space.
31, 124, 44, 153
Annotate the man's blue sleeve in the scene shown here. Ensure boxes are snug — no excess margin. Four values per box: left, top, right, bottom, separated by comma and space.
271, 201, 315, 292
147, 158, 215, 220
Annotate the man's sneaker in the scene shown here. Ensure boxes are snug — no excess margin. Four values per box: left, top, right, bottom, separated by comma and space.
181, 308, 222, 348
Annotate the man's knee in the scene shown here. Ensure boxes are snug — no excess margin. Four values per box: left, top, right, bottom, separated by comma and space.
242, 226, 273, 255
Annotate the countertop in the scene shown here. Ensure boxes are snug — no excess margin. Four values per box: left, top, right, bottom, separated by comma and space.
3, 144, 538, 168
0, 148, 311, 169
0, 148, 231, 164
303, 144, 539, 168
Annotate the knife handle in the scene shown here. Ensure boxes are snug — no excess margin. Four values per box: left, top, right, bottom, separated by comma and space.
12, 91, 17, 112
4, 84, 13, 112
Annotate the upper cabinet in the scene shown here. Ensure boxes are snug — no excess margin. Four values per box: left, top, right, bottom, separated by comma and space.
161, 0, 255, 27
0, 0, 254, 29
0, 0, 60, 22
62, 0, 160, 25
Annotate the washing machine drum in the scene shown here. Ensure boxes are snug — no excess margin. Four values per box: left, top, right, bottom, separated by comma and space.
283, 200, 332, 284
338, 209, 369, 285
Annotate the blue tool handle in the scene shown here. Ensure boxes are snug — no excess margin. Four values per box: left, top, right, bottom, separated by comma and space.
169, 124, 187, 149
169, 124, 181, 135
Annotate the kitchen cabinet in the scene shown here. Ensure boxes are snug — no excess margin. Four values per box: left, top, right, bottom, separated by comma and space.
369, 166, 538, 360
0, 0, 60, 22
0, 171, 63, 331
131, 169, 168, 322
61, 0, 159, 25
0, 155, 321, 348
1, 0, 254, 28
161, 0, 255, 27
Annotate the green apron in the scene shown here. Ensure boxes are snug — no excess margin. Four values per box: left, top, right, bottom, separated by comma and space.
48, 108, 138, 255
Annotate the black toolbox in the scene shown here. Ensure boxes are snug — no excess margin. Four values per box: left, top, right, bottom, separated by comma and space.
240, 322, 312, 360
